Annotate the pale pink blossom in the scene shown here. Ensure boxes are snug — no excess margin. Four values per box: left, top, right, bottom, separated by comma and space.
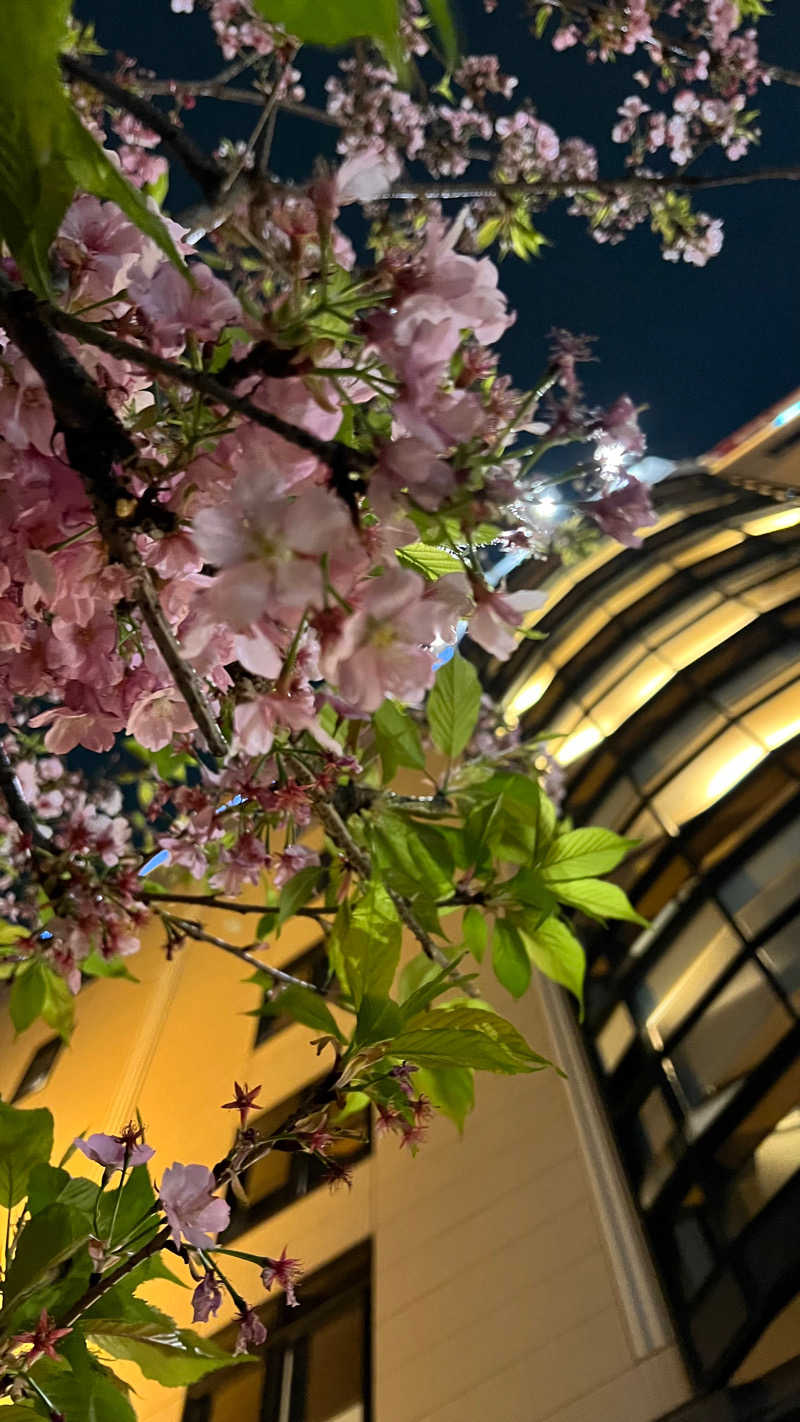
468, 585, 547, 659
578, 476, 657, 547
130, 262, 242, 356
334, 146, 401, 205
127, 688, 198, 751
210, 832, 269, 895
158, 1163, 230, 1247
272, 845, 320, 889
74, 1130, 155, 1171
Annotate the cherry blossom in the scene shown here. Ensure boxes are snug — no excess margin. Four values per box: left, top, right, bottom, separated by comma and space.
74, 1127, 155, 1172
158, 1163, 231, 1248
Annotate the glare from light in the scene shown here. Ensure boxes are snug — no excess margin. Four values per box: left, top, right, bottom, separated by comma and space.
537, 497, 558, 516
742, 506, 800, 536
505, 672, 552, 720
556, 722, 604, 766
595, 440, 627, 475
765, 717, 800, 750
706, 745, 764, 802
773, 398, 800, 429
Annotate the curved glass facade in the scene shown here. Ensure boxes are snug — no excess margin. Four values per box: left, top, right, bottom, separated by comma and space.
488, 472, 800, 1389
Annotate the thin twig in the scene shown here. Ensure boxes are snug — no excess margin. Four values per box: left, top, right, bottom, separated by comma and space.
61, 54, 226, 202
141, 889, 335, 918
0, 743, 53, 854
58, 1225, 171, 1329
163, 913, 329, 992
388, 167, 800, 202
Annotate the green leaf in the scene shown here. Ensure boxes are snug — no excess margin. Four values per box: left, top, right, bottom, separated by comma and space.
519, 915, 585, 1014
96, 1166, 159, 1250
259, 983, 345, 1041
334, 882, 401, 1008
372, 816, 453, 901
462, 905, 487, 962
543, 828, 636, 882
0, 0, 183, 293
353, 993, 404, 1048
415, 1065, 474, 1132
0, 1100, 53, 1208
396, 542, 464, 580
81, 949, 139, 982
491, 918, 531, 998
392, 1005, 551, 1074
9, 960, 74, 1039
2, 1203, 89, 1324
502, 869, 558, 919
424, 0, 459, 66
552, 878, 647, 925
85, 1323, 249, 1386
25, 1163, 98, 1223
372, 700, 425, 782
427, 653, 482, 759
252, 0, 400, 48
31, 1332, 136, 1422
277, 864, 321, 927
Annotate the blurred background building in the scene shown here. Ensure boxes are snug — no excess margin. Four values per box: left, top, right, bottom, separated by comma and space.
2, 394, 799, 1422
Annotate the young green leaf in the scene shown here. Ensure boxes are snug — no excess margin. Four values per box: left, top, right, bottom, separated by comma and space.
10, 960, 74, 1040
277, 864, 322, 927
543, 827, 637, 882
372, 700, 425, 781
551, 878, 648, 925
2, 1203, 89, 1324
331, 882, 402, 1008
396, 542, 464, 580
82, 1323, 253, 1386
427, 653, 482, 758
251, 0, 400, 48
491, 918, 531, 999
415, 1065, 474, 1132
32, 1331, 137, 1422
259, 984, 345, 1042
392, 1004, 551, 1074
519, 915, 586, 1015
462, 905, 488, 963
0, 1100, 54, 1207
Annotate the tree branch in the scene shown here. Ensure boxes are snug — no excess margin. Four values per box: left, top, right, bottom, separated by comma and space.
141, 889, 335, 918
161, 912, 330, 991
0, 743, 53, 854
58, 1225, 171, 1329
61, 54, 227, 203
388, 166, 800, 202
0, 272, 228, 759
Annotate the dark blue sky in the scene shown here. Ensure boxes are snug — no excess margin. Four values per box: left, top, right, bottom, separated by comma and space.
77, 0, 800, 461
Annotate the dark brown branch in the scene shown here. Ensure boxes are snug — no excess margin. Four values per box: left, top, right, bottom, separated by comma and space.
36, 301, 370, 514
141, 889, 335, 918
58, 1225, 171, 1329
0, 743, 53, 854
0, 273, 228, 759
61, 54, 227, 204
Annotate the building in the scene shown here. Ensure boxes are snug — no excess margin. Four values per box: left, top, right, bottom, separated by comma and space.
2, 399, 799, 1422
490, 399, 800, 1404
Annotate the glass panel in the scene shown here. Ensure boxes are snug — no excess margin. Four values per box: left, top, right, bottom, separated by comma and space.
590, 655, 676, 738
672, 1213, 715, 1296
257, 943, 327, 1045
579, 640, 650, 709
718, 818, 800, 936
758, 919, 800, 1008
304, 1298, 365, 1422
632, 903, 741, 1048
722, 1104, 800, 1241
670, 529, 744, 568
659, 603, 755, 672
644, 589, 722, 644
244, 1092, 303, 1205
639, 1089, 676, 1159
741, 680, 800, 752
652, 726, 767, 831
715, 646, 798, 714
590, 776, 641, 831
209, 1362, 266, 1421
632, 703, 725, 791
595, 1003, 635, 1074
666, 964, 793, 1112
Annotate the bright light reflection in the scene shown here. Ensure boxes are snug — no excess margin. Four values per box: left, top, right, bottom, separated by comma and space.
765, 717, 800, 749
742, 506, 800, 536
773, 398, 800, 429
706, 745, 764, 802
556, 722, 603, 766
595, 440, 627, 475
537, 497, 558, 516
506, 673, 552, 720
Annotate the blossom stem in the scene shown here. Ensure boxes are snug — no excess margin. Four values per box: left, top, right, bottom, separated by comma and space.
22, 1373, 61, 1415
197, 1249, 247, 1313
56, 1225, 172, 1330
0, 742, 53, 855
105, 1159, 129, 1249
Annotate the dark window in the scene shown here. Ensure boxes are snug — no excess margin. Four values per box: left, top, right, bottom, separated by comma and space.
223, 1091, 371, 1242
255, 941, 331, 1047
183, 1243, 371, 1422
11, 1037, 62, 1102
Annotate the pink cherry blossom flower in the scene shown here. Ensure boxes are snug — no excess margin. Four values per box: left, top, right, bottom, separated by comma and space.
261, 1246, 302, 1307
272, 845, 320, 889
319, 567, 437, 712
578, 476, 657, 547
130, 262, 242, 356
58, 196, 146, 308
468, 585, 547, 660
158, 1162, 231, 1248
29, 703, 121, 755
210, 832, 269, 895
74, 1128, 155, 1172
334, 146, 402, 205
192, 1271, 223, 1322
234, 1308, 268, 1355
127, 687, 199, 751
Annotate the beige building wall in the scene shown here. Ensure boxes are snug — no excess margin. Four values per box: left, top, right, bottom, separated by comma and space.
0, 891, 691, 1422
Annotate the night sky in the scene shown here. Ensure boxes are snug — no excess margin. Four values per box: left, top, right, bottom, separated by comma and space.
76, 0, 800, 461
